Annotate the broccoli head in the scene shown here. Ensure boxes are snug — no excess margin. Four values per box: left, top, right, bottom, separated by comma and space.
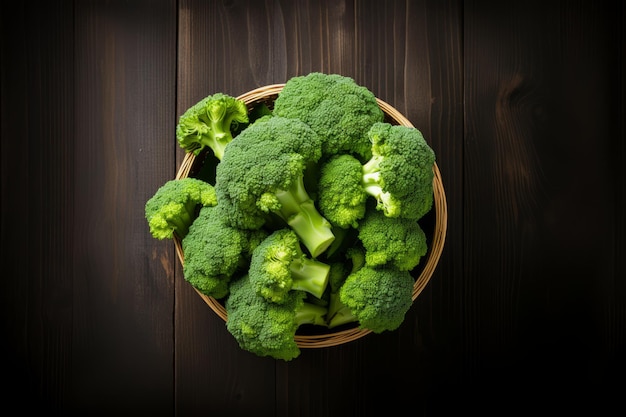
339, 265, 415, 333
358, 207, 428, 271
362, 122, 436, 220
273, 72, 384, 161
176, 93, 249, 160
182, 205, 268, 299
215, 115, 335, 258
316, 122, 435, 228
317, 154, 368, 229
145, 177, 217, 240
225, 274, 328, 361
249, 228, 331, 304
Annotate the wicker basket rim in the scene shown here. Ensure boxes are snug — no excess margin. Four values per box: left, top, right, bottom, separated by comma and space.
174, 84, 448, 349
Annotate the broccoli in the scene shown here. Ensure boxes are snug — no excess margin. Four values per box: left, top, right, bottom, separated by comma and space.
249, 228, 331, 304
225, 274, 328, 361
147, 75, 437, 358
317, 154, 368, 229
322, 224, 359, 261
215, 115, 335, 258
358, 207, 428, 271
316, 122, 436, 225
176, 93, 249, 160
273, 72, 384, 161
145, 177, 217, 240
326, 245, 365, 329
363, 122, 436, 220
345, 244, 366, 273
339, 265, 415, 333
182, 205, 268, 299
325, 262, 352, 329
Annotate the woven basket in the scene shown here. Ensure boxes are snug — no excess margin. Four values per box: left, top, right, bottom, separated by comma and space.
174, 84, 448, 348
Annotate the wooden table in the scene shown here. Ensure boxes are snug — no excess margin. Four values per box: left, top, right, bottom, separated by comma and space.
1, 1, 624, 415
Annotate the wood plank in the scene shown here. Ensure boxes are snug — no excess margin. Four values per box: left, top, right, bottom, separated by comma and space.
0, 0, 76, 411
463, 0, 624, 408
71, 0, 177, 414
1, 0, 623, 414
174, 0, 465, 415
174, 1, 278, 414
271, 1, 465, 415
280, 1, 461, 414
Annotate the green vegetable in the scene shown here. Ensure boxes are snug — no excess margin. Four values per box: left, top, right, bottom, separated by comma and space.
358, 207, 428, 271
226, 274, 328, 361
273, 72, 384, 161
326, 262, 356, 329
326, 245, 364, 329
215, 115, 335, 258
249, 228, 331, 304
176, 93, 249, 160
317, 122, 435, 225
322, 224, 359, 261
339, 265, 414, 333
182, 205, 268, 299
317, 154, 368, 229
147, 72, 439, 360
363, 122, 436, 220
145, 177, 217, 240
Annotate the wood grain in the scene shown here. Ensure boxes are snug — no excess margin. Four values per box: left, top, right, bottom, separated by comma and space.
71, 0, 178, 413
0, 0, 623, 415
463, 0, 624, 404
1, 1, 76, 411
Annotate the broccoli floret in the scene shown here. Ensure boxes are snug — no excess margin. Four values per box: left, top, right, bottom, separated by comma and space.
182, 206, 268, 299
339, 265, 414, 333
317, 154, 368, 229
363, 122, 436, 220
317, 122, 436, 225
358, 207, 428, 271
215, 115, 335, 258
225, 274, 328, 361
273, 72, 384, 161
176, 93, 249, 160
249, 228, 330, 304
145, 177, 217, 240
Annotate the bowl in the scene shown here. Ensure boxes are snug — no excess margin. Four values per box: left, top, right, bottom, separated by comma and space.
173, 84, 447, 348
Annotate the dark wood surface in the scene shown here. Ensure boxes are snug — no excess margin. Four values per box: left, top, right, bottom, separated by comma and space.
1, 0, 624, 415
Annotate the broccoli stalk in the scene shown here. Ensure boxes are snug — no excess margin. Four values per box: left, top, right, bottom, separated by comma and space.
361, 155, 394, 212
249, 228, 331, 304
294, 302, 329, 327
226, 274, 328, 361
327, 245, 365, 329
325, 262, 353, 329
289, 254, 330, 298
176, 93, 249, 160
272, 174, 336, 258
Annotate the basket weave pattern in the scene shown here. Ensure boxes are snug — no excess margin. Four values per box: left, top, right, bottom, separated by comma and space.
174, 84, 448, 348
